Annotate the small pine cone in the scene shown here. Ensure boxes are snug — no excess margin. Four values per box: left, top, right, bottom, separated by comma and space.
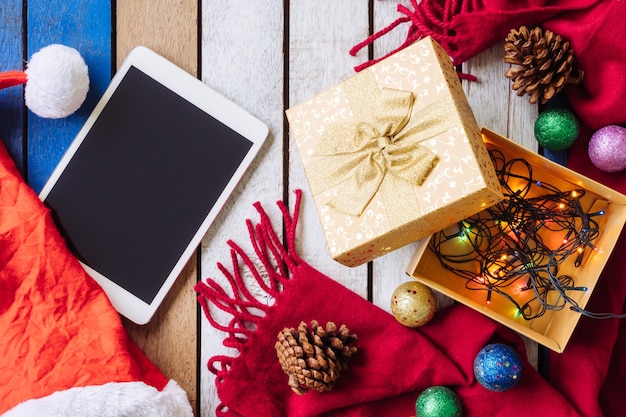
504, 26, 584, 105
275, 320, 358, 395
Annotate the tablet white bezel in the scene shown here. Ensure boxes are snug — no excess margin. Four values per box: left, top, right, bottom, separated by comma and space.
39, 46, 268, 324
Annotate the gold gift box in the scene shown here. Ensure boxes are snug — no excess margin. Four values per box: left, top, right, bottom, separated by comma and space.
407, 128, 626, 352
286, 37, 503, 267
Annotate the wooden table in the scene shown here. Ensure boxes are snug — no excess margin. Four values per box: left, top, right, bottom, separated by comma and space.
2, 2, 544, 416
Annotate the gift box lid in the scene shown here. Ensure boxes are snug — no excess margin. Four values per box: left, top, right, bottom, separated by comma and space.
287, 37, 503, 267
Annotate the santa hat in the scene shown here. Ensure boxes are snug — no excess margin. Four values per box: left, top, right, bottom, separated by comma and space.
0, 43, 89, 118
0, 46, 193, 416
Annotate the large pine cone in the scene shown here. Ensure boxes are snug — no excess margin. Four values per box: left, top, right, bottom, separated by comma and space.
504, 26, 583, 105
275, 320, 358, 395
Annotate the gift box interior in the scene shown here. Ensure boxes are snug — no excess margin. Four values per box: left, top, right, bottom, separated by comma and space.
407, 128, 626, 352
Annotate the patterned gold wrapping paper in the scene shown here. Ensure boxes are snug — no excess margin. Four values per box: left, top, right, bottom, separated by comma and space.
286, 37, 503, 267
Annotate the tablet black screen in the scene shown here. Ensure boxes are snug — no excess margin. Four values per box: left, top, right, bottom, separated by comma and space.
44, 66, 253, 304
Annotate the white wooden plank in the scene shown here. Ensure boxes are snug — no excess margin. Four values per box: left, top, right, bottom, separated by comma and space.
199, 1, 284, 416
287, 0, 370, 297
367, 0, 455, 314
463, 41, 538, 151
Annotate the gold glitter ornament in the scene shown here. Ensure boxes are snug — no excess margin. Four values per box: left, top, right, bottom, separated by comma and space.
391, 281, 436, 327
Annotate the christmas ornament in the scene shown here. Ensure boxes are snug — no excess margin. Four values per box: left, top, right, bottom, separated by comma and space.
504, 26, 583, 105
275, 320, 358, 395
534, 108, 579, 151
0, 44, 89, 118
473, 343, 522, 392
588, 125, 626, 173
415, 386, 462, 417
390, 281, 436, 327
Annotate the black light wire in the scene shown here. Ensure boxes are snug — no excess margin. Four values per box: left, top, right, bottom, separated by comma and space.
429, 149, 625, 320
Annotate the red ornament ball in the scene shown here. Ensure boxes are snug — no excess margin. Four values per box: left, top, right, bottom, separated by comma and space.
390, 281, 436, 327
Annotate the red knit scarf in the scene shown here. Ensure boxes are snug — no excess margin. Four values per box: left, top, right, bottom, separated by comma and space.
196, 190, 592, 417
350, 0, 599, 71
350, 0, 626, 132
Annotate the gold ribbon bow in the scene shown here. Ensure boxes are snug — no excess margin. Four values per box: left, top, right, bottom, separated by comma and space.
307, 70, 459, 217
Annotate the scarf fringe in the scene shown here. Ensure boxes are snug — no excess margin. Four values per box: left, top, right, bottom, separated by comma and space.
350, 0, 477, 80
194, 190, 303, 417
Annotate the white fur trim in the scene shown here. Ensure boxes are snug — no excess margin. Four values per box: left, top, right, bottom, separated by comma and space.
24, 44, 89, 118
2, 380, 193, 417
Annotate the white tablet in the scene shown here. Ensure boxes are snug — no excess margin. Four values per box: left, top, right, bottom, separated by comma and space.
39, 46, 268, 324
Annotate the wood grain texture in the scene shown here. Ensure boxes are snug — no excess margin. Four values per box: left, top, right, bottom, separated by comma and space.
116, 1, 199, 413
368, 1, 457, 314
463, 41, 538, 151
26, 0, 112, 192
116, 0, 197, 74
0, 1, 25, 170
199, 1, 285, 415
288, 0, 370, 297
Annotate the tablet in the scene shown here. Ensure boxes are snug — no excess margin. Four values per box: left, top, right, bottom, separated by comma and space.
39, 46, 268, 324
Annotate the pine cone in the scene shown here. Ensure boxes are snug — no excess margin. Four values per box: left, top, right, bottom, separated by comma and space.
504, 26, 583, 105
275, 320, 358, 395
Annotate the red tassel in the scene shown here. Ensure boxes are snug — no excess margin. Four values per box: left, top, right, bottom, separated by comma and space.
194, 191, 303, 362
350, 0, 477, 81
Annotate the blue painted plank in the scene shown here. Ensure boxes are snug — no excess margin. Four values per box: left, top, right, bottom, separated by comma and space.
26, 0, 112, 192
0, 1, 25, 172
542, 148, 568, 167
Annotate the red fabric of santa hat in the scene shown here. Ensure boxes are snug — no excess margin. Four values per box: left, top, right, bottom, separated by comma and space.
0, 140, 193, 416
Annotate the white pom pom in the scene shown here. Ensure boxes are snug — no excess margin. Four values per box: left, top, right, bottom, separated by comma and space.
24, 44, 90, 118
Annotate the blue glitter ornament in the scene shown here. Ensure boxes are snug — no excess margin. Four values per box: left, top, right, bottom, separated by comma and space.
415, 386, 462, 417
473, 343, 522, 392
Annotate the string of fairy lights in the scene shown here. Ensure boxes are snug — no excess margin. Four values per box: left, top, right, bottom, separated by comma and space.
429, 149, 625, 320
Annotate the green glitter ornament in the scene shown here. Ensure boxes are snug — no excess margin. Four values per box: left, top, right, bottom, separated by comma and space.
415, 386, 463, 417
534, 108, 579, 151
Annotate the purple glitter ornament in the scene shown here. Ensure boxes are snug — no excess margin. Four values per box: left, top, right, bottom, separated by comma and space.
588, 125, 626, 173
